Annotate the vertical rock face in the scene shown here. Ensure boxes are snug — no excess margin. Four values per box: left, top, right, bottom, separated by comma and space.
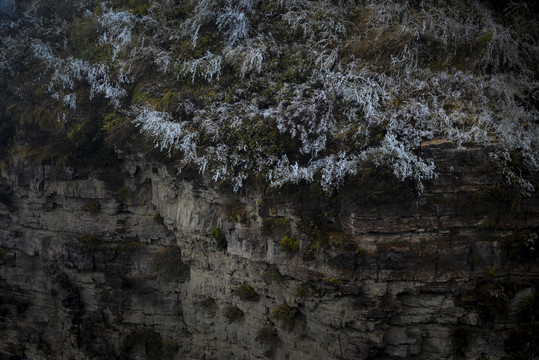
0, 143, 537, 360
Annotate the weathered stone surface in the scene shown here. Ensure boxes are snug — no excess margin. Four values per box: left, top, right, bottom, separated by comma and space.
0, 144, 537, 359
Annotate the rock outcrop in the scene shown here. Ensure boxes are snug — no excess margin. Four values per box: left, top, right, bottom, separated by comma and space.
1, 143, 537, 359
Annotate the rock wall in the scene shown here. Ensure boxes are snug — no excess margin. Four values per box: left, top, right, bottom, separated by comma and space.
1, 143, 538, 359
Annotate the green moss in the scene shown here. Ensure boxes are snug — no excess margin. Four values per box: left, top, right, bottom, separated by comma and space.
299, 220, 350, 256
211, 226, 227, 250
279, 236, 299, 253
296, 283, 308, 298
328, 277, 342, 286
299, 220, 321, 240
131, 84, 157, 105
101, 112, 124, 132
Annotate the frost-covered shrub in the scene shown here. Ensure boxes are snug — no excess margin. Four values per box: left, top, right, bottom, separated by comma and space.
3, 0, 536, 195
97, 9, 138, 60
224, 40, 266, 78
182, 51, 222, 84
31, 40, 127, 109
216, 6, 250, 46
132, 106, 198, 158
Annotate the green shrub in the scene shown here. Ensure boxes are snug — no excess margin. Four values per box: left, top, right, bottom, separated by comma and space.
296, 283, 307, 298
226, 201, 250, 224
223, 305, 243, 323
81, 200, 101, 214
299, 221, 350, 257
279, 236, 299, 253
271, 303, 299, 331
211, 226, 227, 250
235, 284, 259, 301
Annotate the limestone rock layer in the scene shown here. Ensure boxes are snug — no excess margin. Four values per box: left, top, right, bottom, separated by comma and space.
0, 143, 538, 359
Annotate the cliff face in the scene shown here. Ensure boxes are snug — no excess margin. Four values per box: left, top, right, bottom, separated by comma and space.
0, 143, 538, 360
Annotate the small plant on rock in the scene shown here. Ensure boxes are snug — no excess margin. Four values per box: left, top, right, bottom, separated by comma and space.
263, 266, 283, 284
223, 305, 244, 323
279, 236, 299, 253
271, 303, 299, 331
211, 226, 227, 250
261, 217, 290, 236
296, 283, 308, 298
226, 201, 251, 225
235, 284, 259, 301
153, 212, 164, 224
